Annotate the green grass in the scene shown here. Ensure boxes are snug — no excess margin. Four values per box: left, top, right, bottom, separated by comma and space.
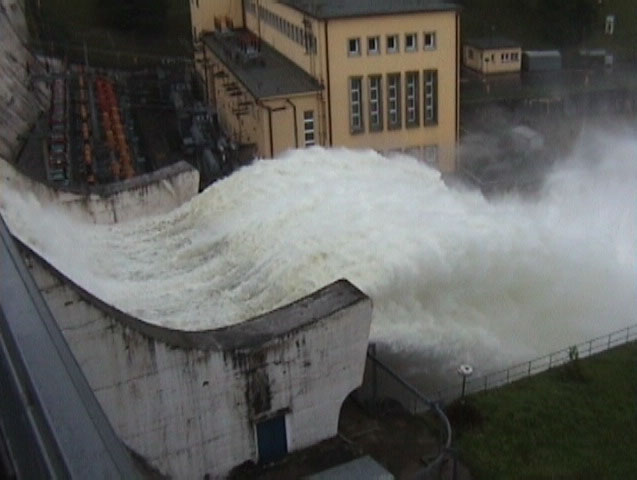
451, 342, 637, 480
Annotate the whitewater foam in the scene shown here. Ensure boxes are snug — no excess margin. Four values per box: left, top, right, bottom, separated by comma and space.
1, 128, 634, 390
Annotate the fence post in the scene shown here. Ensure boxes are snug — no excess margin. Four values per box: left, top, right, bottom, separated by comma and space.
527, 360, 532, 376
370, 344, 377, 405
589, 340, 593, 356
548, 353, 553, 369
607, 334, 612, 349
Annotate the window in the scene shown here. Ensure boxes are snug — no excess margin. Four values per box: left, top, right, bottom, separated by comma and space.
468, 48, 474, 60
368, 75, 383, 131
424, 145, 438, 165
193, 26, 197, 41
307, 34, 317, 54
424, 31, 436, 50
387, 73, 401, 129
405, 33, 417, 52
605, 15, 615, 35
303, 111, 315, 147
367, 36, 380, 55
424, 69, 437, 125
386, 34, 399, 53
511, 52, 519, 61
349, 77, 363, 133
405, 71, 419, 127
348, 37, 361, 56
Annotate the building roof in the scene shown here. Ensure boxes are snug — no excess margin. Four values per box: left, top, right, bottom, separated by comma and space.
202, 30, 322, 100
465, 37, 520, 50
280, 0, 459, 19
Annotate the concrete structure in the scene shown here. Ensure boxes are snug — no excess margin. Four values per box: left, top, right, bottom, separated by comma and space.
521, 50, 562, 72
23, 247, 372, 478
2, 150, 372, 479
0, 0, 50, 160
463, 37, 522, 75
3, 3, 373, 477
0, 157, 199, 223
192, 0, 461, 172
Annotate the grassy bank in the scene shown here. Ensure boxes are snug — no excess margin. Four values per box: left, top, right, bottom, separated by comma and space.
449, 341, 637, 479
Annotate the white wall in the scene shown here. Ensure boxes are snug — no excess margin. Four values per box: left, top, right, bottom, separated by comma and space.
25, 250, 372, 478
0, 158, 200, 224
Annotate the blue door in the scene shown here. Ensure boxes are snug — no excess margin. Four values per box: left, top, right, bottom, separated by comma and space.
257, 415, 288, 464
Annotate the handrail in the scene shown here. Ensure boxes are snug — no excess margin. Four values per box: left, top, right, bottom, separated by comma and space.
364, 351, 452, 478
432, 323, 637, 402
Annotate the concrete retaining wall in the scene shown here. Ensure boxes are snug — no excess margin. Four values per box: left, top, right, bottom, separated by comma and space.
0, 0, 51, 160
1, 158, 200, 224
24, 248, 372, 478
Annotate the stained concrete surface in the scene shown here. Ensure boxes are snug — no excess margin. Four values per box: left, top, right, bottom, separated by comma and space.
230, 396, 473, 480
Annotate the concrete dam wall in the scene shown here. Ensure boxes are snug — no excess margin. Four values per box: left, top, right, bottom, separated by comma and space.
24, 247, 372, 478
0, 157, 200, 224
1, 5, 373, 478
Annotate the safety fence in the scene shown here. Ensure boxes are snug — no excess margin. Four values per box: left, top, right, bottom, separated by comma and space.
431, 324, 637, 403
354, 346, 452, 479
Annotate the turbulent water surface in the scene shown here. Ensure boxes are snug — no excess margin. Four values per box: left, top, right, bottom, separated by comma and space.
1, 128, 635, 391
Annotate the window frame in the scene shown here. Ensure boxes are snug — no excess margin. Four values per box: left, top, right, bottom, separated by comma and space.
368, 75, 383, 132
387, 73, 401, 130
303, 110, 315, 147
367, 36, 380, 55
424, 31, 436, 50
423, 69, 438, 126
405, 71, 420, 128
386, 34, 399, 54
349, 76, 364, 133
405, 33, 418, 52
348, 37, 361, 57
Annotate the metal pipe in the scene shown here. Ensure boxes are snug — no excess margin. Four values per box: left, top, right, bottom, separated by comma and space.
284, 98, 298, 148
323, 21, 332, 146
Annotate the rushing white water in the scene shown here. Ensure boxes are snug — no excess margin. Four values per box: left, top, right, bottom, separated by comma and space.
1, 127, 635, 391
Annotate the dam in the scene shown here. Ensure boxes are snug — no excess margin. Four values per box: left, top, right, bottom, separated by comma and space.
1, 0, 635, 477
3, 139, 636, 379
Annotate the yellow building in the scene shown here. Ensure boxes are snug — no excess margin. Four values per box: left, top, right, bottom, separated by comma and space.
192, 0, 461, 172
463, 37, 522, 75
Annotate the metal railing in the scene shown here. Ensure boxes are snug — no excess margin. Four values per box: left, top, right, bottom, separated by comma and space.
431, 324, 637, 403
355, 346, 453, 479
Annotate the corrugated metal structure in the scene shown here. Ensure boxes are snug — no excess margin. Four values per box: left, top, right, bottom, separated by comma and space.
521, 50, 562, 72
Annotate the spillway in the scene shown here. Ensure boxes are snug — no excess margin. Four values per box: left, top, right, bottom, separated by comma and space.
2, 128, 635, 391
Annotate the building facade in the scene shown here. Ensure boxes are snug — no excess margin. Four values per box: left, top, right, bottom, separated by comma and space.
463, 37, 522, 75
190, 0, 461, 172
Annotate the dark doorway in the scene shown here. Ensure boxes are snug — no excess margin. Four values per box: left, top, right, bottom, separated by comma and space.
256, 415, 288, 464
